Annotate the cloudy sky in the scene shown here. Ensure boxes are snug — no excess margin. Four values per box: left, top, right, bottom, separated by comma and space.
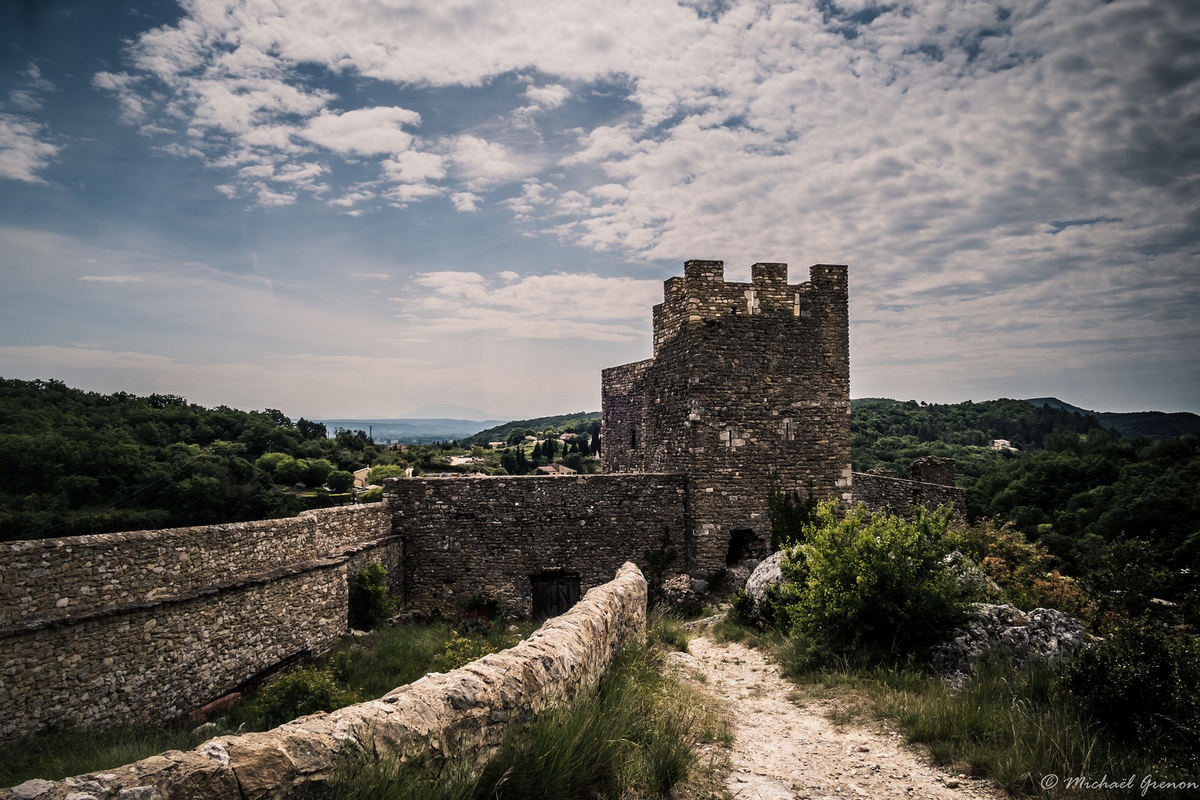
1, 0, 1196, 420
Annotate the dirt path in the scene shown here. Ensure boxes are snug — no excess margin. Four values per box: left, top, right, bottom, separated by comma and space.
672, 635, 1007, 800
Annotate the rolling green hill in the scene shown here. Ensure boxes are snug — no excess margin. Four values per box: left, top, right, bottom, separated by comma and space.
458, 412, 601, 448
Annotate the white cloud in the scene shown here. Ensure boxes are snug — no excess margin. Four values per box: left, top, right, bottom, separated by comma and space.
450, 191, 482, 212
79, 275, 142, 283
0, 113, 60, 184
398, 270, 662, 341
448, 135, 537, 191
299, 106, 422, 156
78, 0, 1200, 410
524, 83, 571, 108
330, 190, 375, 207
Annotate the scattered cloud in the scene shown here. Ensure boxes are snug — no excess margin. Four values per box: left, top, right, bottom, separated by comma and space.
397, 270, 663, 342
450, 191, 482, 212
0, 106, 59, 184
524, 84, 571, 109
79, 275, 142, 283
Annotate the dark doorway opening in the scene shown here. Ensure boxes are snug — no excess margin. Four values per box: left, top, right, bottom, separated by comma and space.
726, 529, 765, 565
530, 571, 581, 619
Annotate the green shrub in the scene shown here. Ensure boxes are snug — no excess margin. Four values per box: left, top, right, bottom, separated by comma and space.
349, 562, 398, 629
438, 635, 495, 670
359, 486, 383, 503
783, 500, 968, 664
252, 667, 356, 727
1063, 622, 1200, 773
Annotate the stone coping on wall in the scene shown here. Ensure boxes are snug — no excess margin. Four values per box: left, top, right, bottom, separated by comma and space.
0, 535, 398, 638
1, 562, 649, 800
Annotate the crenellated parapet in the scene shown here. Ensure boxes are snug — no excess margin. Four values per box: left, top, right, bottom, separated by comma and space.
652, 260, 848, 355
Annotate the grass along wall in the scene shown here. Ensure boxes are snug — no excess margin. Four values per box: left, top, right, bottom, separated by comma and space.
1, 562, 648, 800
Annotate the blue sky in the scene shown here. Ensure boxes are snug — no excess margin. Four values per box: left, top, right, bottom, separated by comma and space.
1, 0, 1197, 419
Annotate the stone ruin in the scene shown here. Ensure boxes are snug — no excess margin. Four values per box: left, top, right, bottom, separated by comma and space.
0, 258, 968, 741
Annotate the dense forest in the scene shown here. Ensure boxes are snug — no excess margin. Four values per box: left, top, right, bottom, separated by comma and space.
853, 397, 1199, 624
0, 378, 397, 541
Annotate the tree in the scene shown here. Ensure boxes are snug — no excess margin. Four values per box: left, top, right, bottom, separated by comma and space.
303, 458, 334, 488
532, 441, 543, 460
274, 457, 306, 486
297, 418, 327, 441
326, 470, 354, 492
367, 464, 406, 484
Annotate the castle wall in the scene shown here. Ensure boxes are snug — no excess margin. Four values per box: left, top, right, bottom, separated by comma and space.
386, 475, 687, 616
1, 564, 648, 800
0, 504, 392, 628
0, 506, 397, 740
603, 261, 852, 576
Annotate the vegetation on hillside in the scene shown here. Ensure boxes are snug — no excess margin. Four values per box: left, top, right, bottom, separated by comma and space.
851, 397, 1199, 627
725, 502, 1200, 796
457, 411, 600, 449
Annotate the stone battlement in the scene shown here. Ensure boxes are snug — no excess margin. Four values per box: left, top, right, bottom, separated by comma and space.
653, 260, 848, 354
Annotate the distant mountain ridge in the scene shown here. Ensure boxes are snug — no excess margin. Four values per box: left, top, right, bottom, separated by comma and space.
1024, 397, 1200, 440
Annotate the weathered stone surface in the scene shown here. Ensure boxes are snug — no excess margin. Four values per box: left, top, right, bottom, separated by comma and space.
930, 603, 1095, 689
744, 551, 785, 607
387, 474, 685, 617
850, 464, 966, 519
0, 505, 390, 628
660, 573, 701, 614
723, 559, 760, 591
0, 507, 398, 740
602, 261, 852, 578
1, 563, 648, 800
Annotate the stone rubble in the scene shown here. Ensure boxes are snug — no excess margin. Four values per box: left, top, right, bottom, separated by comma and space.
930, 603, 1096, 689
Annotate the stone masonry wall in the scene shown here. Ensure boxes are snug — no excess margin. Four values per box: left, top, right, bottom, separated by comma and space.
0, 505, 396, 740
850, 472, 967, 519
2, 563, 648, 800
602, 260, 852, 577
386, 475, 686, 616
0, 504, 391, 628
0, 555, 346, 739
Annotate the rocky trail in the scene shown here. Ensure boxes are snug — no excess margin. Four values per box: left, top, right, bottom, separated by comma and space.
671, 634, 1007, 800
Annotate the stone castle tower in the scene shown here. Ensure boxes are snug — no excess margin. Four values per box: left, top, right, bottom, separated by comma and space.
601, 260, 852, 578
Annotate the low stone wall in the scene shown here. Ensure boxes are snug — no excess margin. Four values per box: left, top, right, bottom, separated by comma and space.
1, 562, 649, 800
0, 504, 391, 628
851, 472, 967, 518
387, 475, 686, 616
